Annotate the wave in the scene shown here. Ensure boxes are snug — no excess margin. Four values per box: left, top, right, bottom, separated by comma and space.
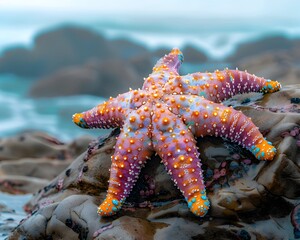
0, 78, 107, 141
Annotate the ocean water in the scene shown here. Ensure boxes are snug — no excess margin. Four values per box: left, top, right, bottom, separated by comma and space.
0, 74, 107, 142
93, 17, 300, 59
0, 193, 32, 240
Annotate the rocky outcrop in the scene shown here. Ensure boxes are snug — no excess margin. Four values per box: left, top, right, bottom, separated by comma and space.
9, 85, 300, 239
182, 45, 208, 63
227, 36, 300, 86
236, 51, 300, 85
0, 132, 65, 161
29, 60, 142, 98
0, 26, 154, 78
227, 35, 299, 63
0, 26, 117, 77
0, 131, 92, 161
0, 132, 93, 194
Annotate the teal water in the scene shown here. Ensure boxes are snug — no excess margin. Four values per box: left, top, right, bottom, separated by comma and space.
0, 193, 32, 239
0, 75, 107, 141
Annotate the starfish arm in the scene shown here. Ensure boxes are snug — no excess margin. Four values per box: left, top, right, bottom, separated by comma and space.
73, 92, 134, 129
165, 95, 276, 161
152, 48, 184, 74
152, 106, 210, 217
166, 69, 281, 103
98, 109, 153, 216
142, 48, 184, 90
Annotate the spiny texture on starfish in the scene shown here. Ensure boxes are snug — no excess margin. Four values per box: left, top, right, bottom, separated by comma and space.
73, 48, 281, 217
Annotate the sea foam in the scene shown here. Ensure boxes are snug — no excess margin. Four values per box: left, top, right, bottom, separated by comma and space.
0, 75, 107, 141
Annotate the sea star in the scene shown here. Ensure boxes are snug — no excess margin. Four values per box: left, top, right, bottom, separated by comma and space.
73, 48, 281, 217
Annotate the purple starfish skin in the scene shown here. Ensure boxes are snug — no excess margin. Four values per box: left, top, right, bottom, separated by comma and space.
73, 48, 281, 217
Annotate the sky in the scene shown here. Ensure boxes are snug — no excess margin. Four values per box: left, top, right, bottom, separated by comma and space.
0, 0, 299, 20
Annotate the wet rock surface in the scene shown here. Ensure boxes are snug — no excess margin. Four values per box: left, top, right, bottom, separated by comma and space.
0, 132, 92, 194
7, 85, 300, 239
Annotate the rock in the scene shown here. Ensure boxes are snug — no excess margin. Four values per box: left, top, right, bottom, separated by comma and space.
0, 131, 69, 161
67, 135, 95, 157
0, 26, 117, 77
152, 48, 170, 59
128, 53, 153, 78
182, 44, 208, 63
28, 44, 208, 98
227, 35, 295, 63
9, 85, 300, 239
0, 131, 93, 161
291, 204, 300, 239
110, 39, 148, 59
0, 132, 93, 193
236, 51, 300, 86
0, 175, 49, 194
0, 25, 151, 78
0, 158, 71, 180
29, 59, 142, 98
96, 216, 167, 240
226, 36, 300, 86
0, 47, 33, 76
2, 24, 208, 98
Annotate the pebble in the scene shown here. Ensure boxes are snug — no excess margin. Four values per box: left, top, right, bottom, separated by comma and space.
220, 168, 226, 176
221, 161, 227, 168
149, 182, 155, 190
281, 131, 290, 138
290, 130, 297, 137
213, 169, 221, 180
238, 229, 251, 240
232, 153, 240, 160
291, 98, 300, 104
5, 218, 14, 222
206, 169, 213, 178
242, 159, 252, 165
229, 161, 239, 170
